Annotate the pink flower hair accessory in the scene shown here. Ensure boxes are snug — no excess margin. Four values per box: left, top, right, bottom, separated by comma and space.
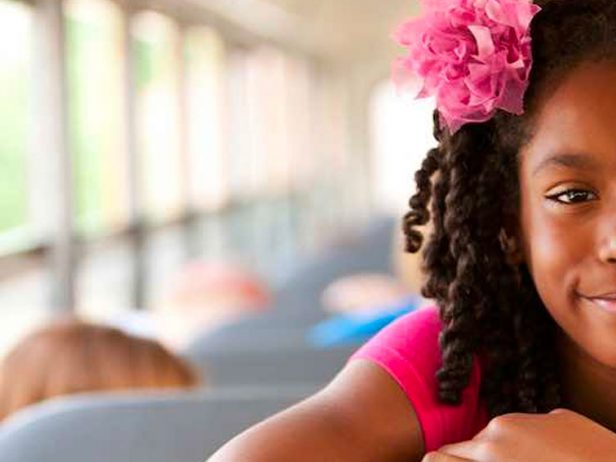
393, 0, 541, 134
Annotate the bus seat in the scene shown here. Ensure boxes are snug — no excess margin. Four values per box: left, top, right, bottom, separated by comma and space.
186, 345, 357, 387
0, 386, 315, 462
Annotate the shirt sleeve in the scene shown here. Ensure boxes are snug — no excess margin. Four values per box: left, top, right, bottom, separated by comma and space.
348, 305, 488, 452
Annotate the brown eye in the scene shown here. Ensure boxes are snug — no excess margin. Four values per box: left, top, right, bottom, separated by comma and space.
546, 189, 598, 205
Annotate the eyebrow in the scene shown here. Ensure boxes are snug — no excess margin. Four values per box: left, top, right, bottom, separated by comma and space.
532, 153, 600, 177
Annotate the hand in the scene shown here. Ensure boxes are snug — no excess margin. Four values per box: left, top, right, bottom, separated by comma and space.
422, 408, 616, 462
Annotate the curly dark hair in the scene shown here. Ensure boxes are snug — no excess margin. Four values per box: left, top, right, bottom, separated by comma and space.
403, 0, 616, 418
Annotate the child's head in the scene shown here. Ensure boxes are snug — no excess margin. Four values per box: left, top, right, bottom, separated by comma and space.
153, 261, 271, 347
0, 320, 199, 421
159, 261, 270, 319
402, 0, 616, 417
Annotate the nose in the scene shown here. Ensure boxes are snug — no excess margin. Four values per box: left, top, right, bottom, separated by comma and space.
599, 235, 616, 264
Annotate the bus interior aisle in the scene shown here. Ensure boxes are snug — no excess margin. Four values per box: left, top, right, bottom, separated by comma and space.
0, 0, 434, 460
0, 216, 413, 461
184, 216, 395, 387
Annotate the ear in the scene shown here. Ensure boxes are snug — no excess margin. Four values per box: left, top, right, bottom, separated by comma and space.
499, 226, 525, 266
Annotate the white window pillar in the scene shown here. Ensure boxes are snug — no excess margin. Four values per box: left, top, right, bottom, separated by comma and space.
119, 1, 147, 309
34, 0, 76, 312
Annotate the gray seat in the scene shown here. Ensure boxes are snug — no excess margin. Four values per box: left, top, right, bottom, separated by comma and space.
0, 386, 316, 462
189, 344, 357, 387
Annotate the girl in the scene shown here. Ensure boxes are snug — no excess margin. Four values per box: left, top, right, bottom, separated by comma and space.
210, 0, 616, 460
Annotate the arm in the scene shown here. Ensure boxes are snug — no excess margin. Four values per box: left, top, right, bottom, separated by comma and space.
208, 360, 425, 462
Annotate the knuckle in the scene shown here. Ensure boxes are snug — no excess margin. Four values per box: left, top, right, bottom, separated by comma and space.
549, 407, 570, 415
422, 451, 442, 462
466, 440, 502, 460
486, 415, 510, 432
549, 408, 577, 421
486, 412, 526, 433
478, 440, 499, 455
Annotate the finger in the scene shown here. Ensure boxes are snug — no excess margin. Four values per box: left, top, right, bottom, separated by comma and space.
439, 440, 484, 459
422, 450, 476, 462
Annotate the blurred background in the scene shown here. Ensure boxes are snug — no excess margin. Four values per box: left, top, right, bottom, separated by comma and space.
0, 0, 444, 459
0, 0, 436, 353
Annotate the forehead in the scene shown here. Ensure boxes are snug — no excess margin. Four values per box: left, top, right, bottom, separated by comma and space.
520, 61, 616, 170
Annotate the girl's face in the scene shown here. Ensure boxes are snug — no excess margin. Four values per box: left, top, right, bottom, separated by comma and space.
518, 61, 616, 367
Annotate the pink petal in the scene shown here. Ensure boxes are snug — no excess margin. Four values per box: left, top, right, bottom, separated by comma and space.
392, 19, 423, 46
468, 25, 495, 57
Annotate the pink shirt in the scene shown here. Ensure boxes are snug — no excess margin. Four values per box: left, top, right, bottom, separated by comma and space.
349, 305, 489, 452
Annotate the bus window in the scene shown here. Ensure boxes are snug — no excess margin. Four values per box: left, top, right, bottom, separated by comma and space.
0, 0, 48, 355
65, 0, 128, 237
133, 11, 183, 224
185, 27, 227, 212
370, 80, 436, 215
0, 0, 31, 239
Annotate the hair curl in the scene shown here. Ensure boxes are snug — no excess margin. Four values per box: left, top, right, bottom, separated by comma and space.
403, 0, 616, 418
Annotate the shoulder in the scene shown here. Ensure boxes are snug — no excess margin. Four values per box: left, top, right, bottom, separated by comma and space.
350, 305, 443, 381
349, 304, 489, 452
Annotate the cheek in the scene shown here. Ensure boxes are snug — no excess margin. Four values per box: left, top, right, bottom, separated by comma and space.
520, 197, 587, 311
517, 195, 616, 366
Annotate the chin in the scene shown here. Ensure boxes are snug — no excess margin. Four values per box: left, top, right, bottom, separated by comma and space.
551, 298, 616, 367
575, 329, 616, 369
590, 347, 616, 369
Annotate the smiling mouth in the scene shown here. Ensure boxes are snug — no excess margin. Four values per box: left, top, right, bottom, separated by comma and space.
579, 294, 616, 314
